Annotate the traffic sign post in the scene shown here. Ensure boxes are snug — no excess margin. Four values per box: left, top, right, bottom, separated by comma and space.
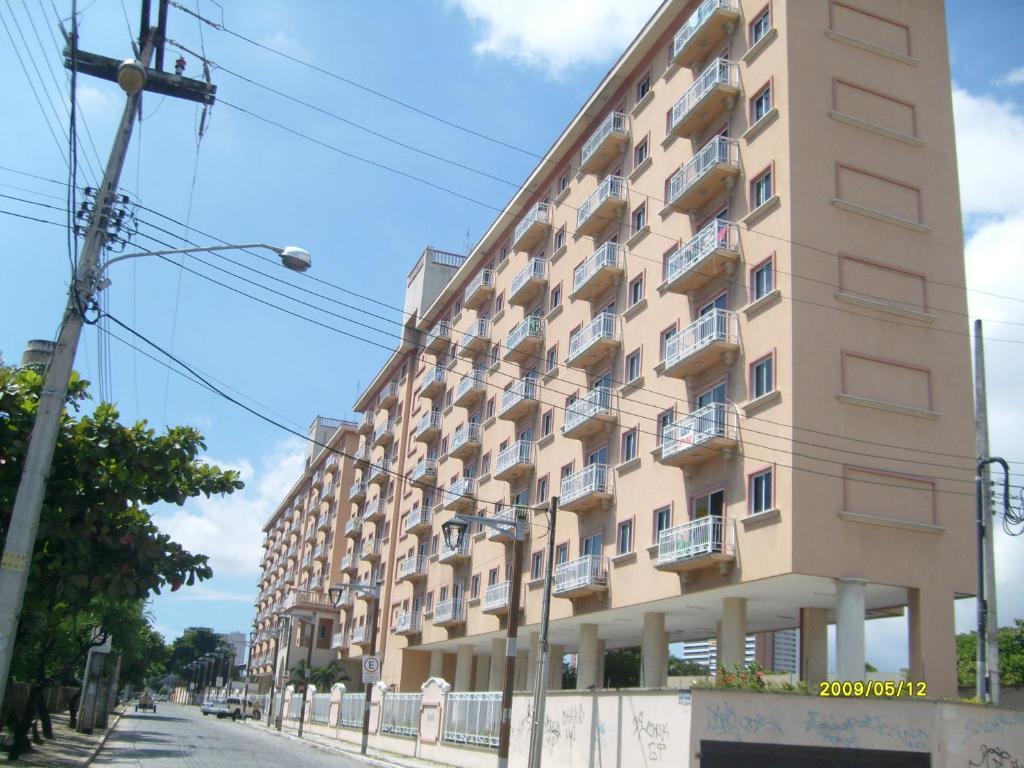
361, 656, 381, 684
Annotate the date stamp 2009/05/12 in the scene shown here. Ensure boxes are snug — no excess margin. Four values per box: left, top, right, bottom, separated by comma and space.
819, 680, 928, 698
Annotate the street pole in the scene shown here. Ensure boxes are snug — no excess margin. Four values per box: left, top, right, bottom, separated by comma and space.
275, 617, 293, 731
297, 615, 315, 738
265, 631, 279, 726
361, 598, 378, 756
497, 510, 527, 768
975, 319, 999, 704
0, 32, 156, 715
528, 497, 558, 768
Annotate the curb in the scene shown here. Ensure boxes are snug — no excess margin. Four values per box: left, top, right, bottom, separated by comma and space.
83, 707, 125, 767
242, 718, 420, 768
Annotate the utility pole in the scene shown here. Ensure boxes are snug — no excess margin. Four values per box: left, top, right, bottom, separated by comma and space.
361, 597, 378, 756
528, 497, 558, 768
275, 616, 294, 731
0, 0, 215, 714
296, 614, 316, 738
498, 513, 526, 768
265, 628, 280, 727
975, 319, 999, 704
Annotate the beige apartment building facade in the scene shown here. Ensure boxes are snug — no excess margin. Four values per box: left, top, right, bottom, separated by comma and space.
253, 0, 974, 699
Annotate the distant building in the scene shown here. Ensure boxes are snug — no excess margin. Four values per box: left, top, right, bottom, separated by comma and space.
220, 631, 247, 666
680, 629, 798, 675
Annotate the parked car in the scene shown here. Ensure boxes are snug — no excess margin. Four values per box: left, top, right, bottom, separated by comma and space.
200, 697, 260, 721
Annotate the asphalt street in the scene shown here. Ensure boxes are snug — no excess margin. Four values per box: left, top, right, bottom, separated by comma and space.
93, 702, 366, 767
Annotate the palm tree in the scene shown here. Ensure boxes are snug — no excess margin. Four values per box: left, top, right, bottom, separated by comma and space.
288, 659, 315, 693
310, 661, 350, 691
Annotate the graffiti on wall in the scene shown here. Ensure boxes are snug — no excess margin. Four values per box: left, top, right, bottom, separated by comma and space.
510, 701, 587, 755
965, 713, 1024, 738
803, 711, 929, 750
632, 710, 670, 761
968, 744, 1024, 768
705, 701, 784, 742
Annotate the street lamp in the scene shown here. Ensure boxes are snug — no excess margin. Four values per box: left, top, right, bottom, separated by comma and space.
0, 240, 312, 713
332, 582, 379, 756
440, 510, 528, 768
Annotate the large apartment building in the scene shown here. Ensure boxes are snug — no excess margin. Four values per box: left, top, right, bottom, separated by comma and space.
253, 0, 973, 700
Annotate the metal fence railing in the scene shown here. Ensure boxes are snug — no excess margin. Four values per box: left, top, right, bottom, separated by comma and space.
380, 693, 422, 737
311, 693, 331, 724
443, 692, 502, 748
338, 693, 364, 728
287, 691, 303, 720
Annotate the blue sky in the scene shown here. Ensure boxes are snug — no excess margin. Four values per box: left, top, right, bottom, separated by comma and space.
2, 1, 1023, 672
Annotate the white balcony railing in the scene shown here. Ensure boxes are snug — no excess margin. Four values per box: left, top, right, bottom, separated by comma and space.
434, 598, 465, 624
398, 554, 428, 580
581, 112, 627, 169
576, 175, 627, 231
419, 366, 446, 395
404, 505, 432, 534
662, 402, 738, 459
447, 477, 476, 504
484, 581, 511, 612
554, 554, 608, 594
464, 269, 494, 305
351, 624, 373, 645
673, 0, 737, 59
372, 420, 396, 445
454, 369, 485, 403
657, 515, 733, 565
348, 481, 369, 502
670, 58, 738, 133
495, 441, 534, 476
667, 136, 739, 206
394, 611, 423, 634
461, 318, 490, 349
664, 219, 739, 284
573, 242, 623, 295
439, 537, 471, 562
513, 202, 551, 245
416, 411, 442, 439
499, 377, 537, 416
567, 313, 619, 363
410, 459, 437, 485
664, 309, 737, 368
505, 316, 544, 356
451, 423, 482, 454
427, 321, 451, 349
560, 464, 612, 507
509, 259, 547, 302
563, 387, 615, 434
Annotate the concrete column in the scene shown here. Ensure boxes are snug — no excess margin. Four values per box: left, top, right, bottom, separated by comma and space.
800, 607, 828, 688
577, 624, 599, 690
429, 650, 445, 678
488, 638, 504, 690
525, 632, 539, 690
641, 613, 668, 688
596, 640, 606, 689
908, 588, 956, 698
455, 645, 474, 692
719, 597, 747, 672
836, 578, 867, 682
515, 650, 530, 691
549, 645, 564, 690
474, 654, 490, 692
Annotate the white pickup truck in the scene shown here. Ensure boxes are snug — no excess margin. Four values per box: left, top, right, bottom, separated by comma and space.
200, 697, 261, 720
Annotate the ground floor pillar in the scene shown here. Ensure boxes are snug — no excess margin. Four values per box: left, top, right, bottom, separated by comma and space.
908, 587, 956, 698
454, 645, 474, 691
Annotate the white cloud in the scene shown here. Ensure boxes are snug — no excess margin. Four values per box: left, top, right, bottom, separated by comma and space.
997, 66, 1024, 86
449, 0, 660, 76
261, 30, 308, 61
173, 586, 257, 603
151, 437, 305, 577
952, 87, 1024, 218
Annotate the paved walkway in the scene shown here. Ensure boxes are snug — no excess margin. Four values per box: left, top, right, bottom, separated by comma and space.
9, 710, 122, 766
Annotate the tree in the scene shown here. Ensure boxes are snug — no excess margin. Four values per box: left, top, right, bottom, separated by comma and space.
604, 647, 640, 688
956, 621, 1024, 690
0, 364, 242, 756
288, 660, 315, 694
309, 661, 350, 691
167, 628, 233, 677
669, 657, 710, 677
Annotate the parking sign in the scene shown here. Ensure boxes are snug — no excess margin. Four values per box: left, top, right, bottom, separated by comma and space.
361, 656, 381, 684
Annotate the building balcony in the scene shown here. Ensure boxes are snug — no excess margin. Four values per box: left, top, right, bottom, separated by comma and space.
656, 515, 735, 572
300, 552, 314, 571
483, 581, 512, 615
397, 554, 428, 582
368, 457, 391, 486
580, 111, 629, 175
348, 481, 369, 504
354, 444, 371, 469
566, 313, 620, 369
662, 309, 739, 379
494, 440, 535, 482
433, 599, 465, 627
660, 403, 739, 467
560, 464, 613, 513
371, 419, 396, 448
404, 506, 432, 535
364, 497, 385, 523
571, 242, 625, 302
508, 258, 548, 309
553, 555, 608, 599
486, 506, 527, 542
499, 377, 539, 422
304, 523, 318, 542
344, 516, 363, 538
415, 411, 442, 444
426, 321, 451, 354
453, 369, 486, 408
449, 423, 482, 460
351, 624, 374, 646
669, 58, 739, 139
576, 175, 628, 237
672, 0, 741, 69
360, 538, 382, 562
410, 458, 438, 489
504, 316, 544, 365
313, 543, 328, 563
666, 136, 739, 213
513, 201, 551, 253
562, 386, 617, 440
340, 552, 357, 573
458, 318, 491, 358
317, 514, 332, 533
394, 610, 423, 636
463, 269, 495, 311
355, 583, 376, 603
444, 477, 476, 511
281, 588, 335, 614
378, 381, 400, 411
419, 366, 446, 399
438, 537, 471, 564
661, 219, 740, 296
331, 631, 349, 650
311, 469, 324, 491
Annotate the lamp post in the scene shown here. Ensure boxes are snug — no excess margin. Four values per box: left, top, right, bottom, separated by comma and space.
0, 241, 311, 711
244, 630, 257, 715
274, 616, 294, 731
331, 582, 379, 756
441, 509, 528, 768
294, 612, 317, 739
265, 624, 282, 728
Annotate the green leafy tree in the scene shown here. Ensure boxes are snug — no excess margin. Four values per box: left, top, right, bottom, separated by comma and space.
604, 647, 640, 688
956, 621, 1024, 690
0, 364, 241, 756
288, 659, 315, 693
669, 657, 710, 677
309, 661, 350, 691
167, 627, 234, 677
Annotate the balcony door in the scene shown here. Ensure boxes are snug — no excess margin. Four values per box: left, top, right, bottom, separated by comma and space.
587, 445, 608, 466
582, 531, 603, 556
518, 426, 533, 443
697, 293, 728, 345
697, 382, 727, 436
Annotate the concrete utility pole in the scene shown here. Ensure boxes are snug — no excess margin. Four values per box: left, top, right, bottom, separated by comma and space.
974, 319, 999, 704
528, 496, 558, 768
0, 0, 215, 714
296, 615, 315, 738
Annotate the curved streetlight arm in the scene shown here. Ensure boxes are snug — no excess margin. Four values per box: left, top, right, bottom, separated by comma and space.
99, 243, 283, 275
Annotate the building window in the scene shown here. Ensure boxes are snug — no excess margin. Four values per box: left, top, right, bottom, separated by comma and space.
431, 534, 439, 555
485, 397, 495, 420
480, 452, 491, 476
692, 489, 725, 519
659, 326, 676, 361
494, 292, 504, 315
654, 506, 672, 541
632, 203, 647, 234
617, 519, 634, 556
634, 137, 649, 167
554, 227, 566, 251
445, 390, 453, 408
440, 436, 449, 455
751, 470, 773, 514
537, 475, 549, 504
488, 567, 498, 586
753, 169, 773, 209
541, 409, 554, 437
499, 246, 509, 265
751, 7, 771, 44
752, 354, 774, 398
636, 72, 651, 103
752, 85, 772, 123
657, 410, 675, 445
490, 344, 499, 367
549, 283, 562, 311
471, 574, 480, 599
626, 348, 642, 382
628, 275, 644, 307
559, 173, 569, 193
555, 542, 569, 565
545, 345, 558, 373
752, 258, 774, 301
531, 550, 544, 580
621, 428, 638, 462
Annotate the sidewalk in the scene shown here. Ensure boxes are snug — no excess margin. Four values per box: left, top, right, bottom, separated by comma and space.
8, 709, 124, 766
